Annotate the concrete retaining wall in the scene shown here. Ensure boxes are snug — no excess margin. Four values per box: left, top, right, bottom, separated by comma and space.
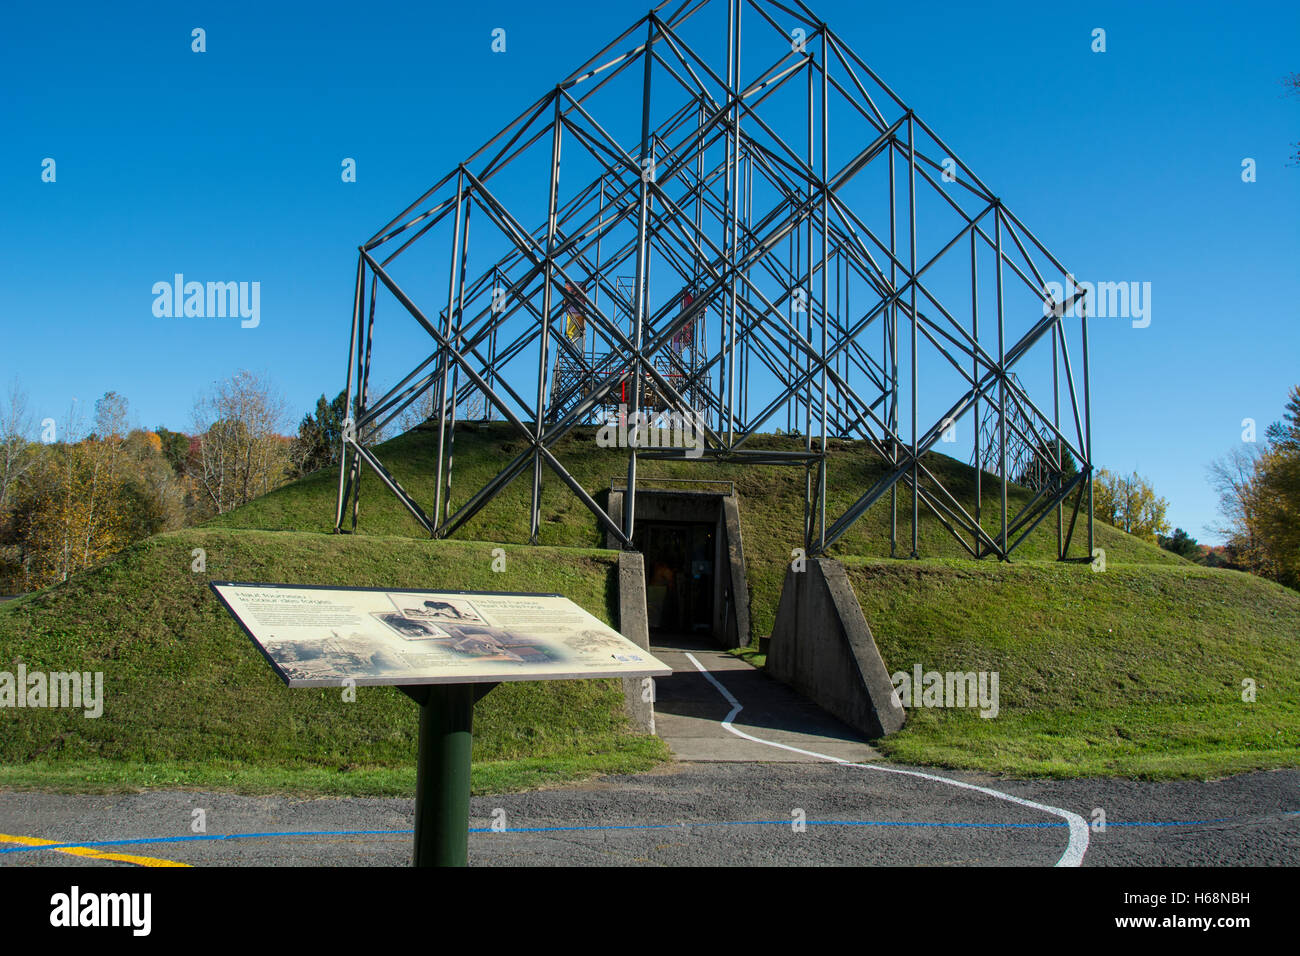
767, 557, 905, 738
718, 495, 750, 649
616, 550, 655, 734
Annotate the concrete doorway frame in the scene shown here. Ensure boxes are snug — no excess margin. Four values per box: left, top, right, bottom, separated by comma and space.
606, 481, 750, 650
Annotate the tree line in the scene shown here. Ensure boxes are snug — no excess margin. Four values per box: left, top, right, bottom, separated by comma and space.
3, 374, 1295, 594
0, 372, 356, 593
1087, 384, 1300, 590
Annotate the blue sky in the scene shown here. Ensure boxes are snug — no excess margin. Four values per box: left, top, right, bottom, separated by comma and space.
1, 0, 1296, 543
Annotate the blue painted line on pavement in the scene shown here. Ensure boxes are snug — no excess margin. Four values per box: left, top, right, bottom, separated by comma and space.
0, 814, 1251, 854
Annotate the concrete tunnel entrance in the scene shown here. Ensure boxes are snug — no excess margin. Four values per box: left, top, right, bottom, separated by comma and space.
604, 484, 900, 747
606, 482, 750, 649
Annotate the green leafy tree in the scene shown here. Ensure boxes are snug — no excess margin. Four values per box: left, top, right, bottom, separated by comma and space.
120, 430, 187, 537
153, 427, 191, 476
1157, 527, 1203, 562
290, 391, 348, 478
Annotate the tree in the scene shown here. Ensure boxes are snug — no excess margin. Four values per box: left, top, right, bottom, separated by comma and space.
0, 381, 41, 516
290, 391, 347, 477
1157, 527, 1203, 562
1207, 385, 1300, 588
397, 385, 438, 435
1092, 468, 1170, 541
1253, 386, 1300, 587
9, 397, 133, 589
153, 426, 191, 476
0, 382, 44, 590
1017, 437, 1078, 491
77, 392, 132, 568
120, 430, 187, 537
1208, 444, 1269, 574
190, 371, 291, 517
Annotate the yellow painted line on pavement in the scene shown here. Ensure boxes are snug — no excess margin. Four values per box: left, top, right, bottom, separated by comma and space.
0, 832, 190, 868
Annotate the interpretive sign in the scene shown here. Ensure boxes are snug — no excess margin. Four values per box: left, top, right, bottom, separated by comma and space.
211, 582, 670, 687
211, 580, 670, 867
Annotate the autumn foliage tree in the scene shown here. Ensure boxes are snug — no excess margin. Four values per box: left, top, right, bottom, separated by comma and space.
1, 374, 300, 593
1091, 468, 1170, 542
8, 394, 134, 588
0, 383, 45, 589
1254, 387, 1300, 587
1213, 385, 1300, 588
190, 370, 292, 517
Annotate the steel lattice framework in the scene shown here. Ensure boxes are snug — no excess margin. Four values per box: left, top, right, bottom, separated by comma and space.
335, 0, 1096, 561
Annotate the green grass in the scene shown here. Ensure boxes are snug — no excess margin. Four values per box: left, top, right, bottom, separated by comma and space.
729, 645, 766, 669
217, 423, 1184, 641
6, 422, 1288, 790
0, 528, 669, 795
0, 740, 670, 797
845, 558, 1300, 778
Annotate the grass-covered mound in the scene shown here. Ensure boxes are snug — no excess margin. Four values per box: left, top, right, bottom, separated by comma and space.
847, 558, 1300, 778
9, 421, 1273, 791
0, 528, 667, 795
215, 422, 1185, 639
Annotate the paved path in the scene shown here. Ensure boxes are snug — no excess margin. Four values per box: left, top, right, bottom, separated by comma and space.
649, 635, 880, 763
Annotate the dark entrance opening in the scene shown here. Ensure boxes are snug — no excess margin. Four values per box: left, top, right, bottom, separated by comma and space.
605, 486, 750, 648
634, 521, 715, 636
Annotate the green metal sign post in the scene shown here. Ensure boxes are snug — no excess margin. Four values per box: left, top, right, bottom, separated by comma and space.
402, 682, 497, 868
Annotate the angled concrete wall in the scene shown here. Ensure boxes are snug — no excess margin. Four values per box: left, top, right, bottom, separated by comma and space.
767, 558, 905, 739
616, 550, 655, 734
718, 495, 750, 649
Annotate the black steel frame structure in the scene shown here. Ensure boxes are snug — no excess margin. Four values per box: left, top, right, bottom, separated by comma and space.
335, 0, 1095, 561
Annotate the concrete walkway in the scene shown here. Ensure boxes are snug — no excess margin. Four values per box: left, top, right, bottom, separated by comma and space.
649, 634, 880, 763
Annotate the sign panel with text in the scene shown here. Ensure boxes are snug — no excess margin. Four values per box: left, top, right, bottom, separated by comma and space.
211, 582, 670, 687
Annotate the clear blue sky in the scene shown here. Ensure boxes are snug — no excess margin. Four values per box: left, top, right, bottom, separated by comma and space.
1, 0, 1296, 543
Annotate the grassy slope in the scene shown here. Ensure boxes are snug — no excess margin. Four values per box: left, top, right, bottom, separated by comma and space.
848, 558, 1300, 778
10, 423, 1282, 789
0, 528, 667, 795
218, 423, 1183, 640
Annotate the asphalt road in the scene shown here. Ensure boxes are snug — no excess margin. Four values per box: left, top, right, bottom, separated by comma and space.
1, 764, 1296, 867
1, 638, 1296, 867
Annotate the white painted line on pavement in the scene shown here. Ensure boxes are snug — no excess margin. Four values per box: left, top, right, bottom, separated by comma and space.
684, 652, 1090, 867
